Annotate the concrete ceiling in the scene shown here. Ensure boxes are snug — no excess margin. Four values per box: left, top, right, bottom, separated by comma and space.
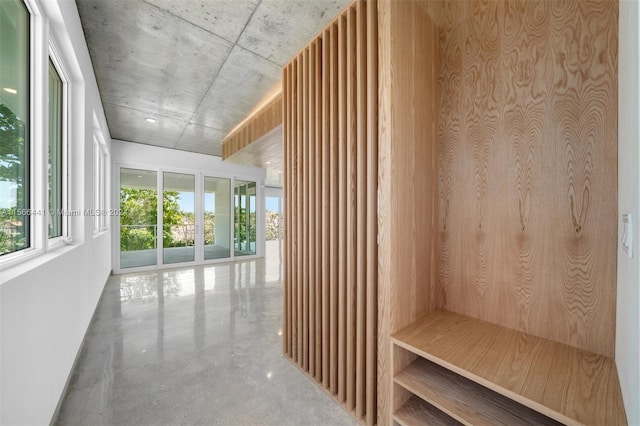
76, 0, 351, 159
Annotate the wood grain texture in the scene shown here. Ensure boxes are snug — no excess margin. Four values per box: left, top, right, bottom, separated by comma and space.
392, 310, 627, 426
395, 358, 561, 425
282, 1, 377, 423
435, 0, 618, 358
314, 38, 323, 383
306, 47, 313, 373
302, 46, 309, 373
345, 6, 357, 411
222, 94, 282, 160
296, 56, 303, 367
321, 30, 330, 390
364, 1, 378, 424
283, 65, 291, 358
394, 396, 462, 426
355, 0, 367, 419
329, 22, 339, 396
378, 0, 439, 423
392, 340, 418, 415
292, 59, 299, 363
337, 14, 347, 403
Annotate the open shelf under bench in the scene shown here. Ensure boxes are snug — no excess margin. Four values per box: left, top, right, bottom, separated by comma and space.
391, 310, 627, 426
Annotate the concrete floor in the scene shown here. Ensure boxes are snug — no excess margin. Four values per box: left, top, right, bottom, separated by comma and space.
55, 246, 356, 425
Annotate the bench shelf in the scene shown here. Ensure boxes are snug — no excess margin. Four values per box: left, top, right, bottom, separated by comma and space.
391, 310, 627, 426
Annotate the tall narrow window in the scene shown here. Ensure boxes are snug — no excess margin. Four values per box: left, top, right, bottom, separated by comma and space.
163, 172, 195, 264
93, 136, 107, 233
0, 0, 30, 256
204, 177, 230, 260
120, 168, 157, 268
234, 180, 256, 256
48, 59, 63, 238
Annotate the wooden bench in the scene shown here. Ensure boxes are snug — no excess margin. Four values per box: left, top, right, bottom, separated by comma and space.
391, 310, 627, 425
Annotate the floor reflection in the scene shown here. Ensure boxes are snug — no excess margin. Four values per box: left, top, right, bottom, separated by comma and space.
55, 243, 355, 426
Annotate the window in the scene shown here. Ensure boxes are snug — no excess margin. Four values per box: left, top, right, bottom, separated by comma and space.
48, 59, 63, 238
234, 180, 257, 256
94, 132, 108, 233
0, 0, 30, 256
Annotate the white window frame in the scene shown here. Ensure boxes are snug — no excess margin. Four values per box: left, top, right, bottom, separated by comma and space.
0, 0, 43, 268
47, 44, 69, 247
93, 126, 109, 235
113, 163, 265, 274
0, 0, 83, 270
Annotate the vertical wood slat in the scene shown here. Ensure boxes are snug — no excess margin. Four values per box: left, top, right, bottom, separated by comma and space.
292, 59, 299, 363
308, 42, 316, 379
302, 48, 309, 373
329, 22, 339, 396
377, 0, 391, 421
355, 0, 367, 419
345, 5, 358, 411
296, 55, 303, 367
290, 60, 296, 360
283, 2, 377, 424
365, 1, 378, 424
283, 65, 290, 357
314, 39, 323, 382
291, 59, 298, 362
321, 29, 330, 390
337, 14, 347, 404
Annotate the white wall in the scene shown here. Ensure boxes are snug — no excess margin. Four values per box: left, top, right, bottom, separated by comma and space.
617, 1, 640, 424
0, 0, 112, 424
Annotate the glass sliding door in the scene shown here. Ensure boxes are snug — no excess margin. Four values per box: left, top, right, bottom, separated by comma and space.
204, 176, 230, 260
119, 168, 158, 268
234, 180, 256, 256
117, 168, 242, 271
163, 172, 195, 264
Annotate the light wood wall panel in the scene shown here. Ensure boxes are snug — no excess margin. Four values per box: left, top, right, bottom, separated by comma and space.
377, 0, 440, 423
433, 0, 618, 358
222, 94, 282, 159
283, 1, 377, 423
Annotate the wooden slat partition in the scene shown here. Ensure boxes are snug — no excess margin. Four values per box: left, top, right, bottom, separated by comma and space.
222, 94, 282, 159
282, 0, 620, 425
282, 1, 377, 423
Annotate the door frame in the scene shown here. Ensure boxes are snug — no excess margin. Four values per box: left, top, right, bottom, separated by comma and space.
112, 162, 264, 274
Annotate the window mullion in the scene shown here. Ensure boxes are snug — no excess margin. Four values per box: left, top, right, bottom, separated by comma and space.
31, 13, 48, 252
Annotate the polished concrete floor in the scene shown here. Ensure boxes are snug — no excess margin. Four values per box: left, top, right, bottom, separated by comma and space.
56, 244, 356, 425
